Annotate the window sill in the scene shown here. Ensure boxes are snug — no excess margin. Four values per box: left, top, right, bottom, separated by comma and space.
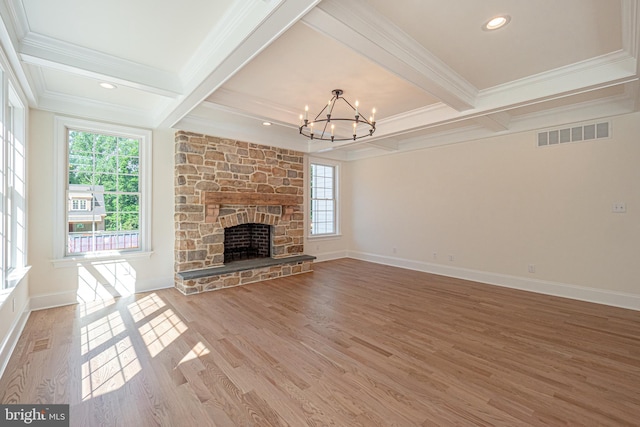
52, 250, 154, 268
307, 233, 343, 240
0, 266, 31, 308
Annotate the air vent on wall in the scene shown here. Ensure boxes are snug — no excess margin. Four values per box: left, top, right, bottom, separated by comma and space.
537, 121, 610, 147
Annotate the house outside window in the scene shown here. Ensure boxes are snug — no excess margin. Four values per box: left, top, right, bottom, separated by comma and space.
54, 117, 152, 259
309, 161, 338, 236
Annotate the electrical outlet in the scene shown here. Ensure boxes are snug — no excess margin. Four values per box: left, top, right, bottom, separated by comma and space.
612, 202, 627, 213
449, 255, 454, 262
433, 252, 437, 260
392, 247, 397, 254
528, 264, 536, 273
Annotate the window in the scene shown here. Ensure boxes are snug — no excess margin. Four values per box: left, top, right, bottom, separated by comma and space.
5, 88, 27, 276
310, 162, 338, 236
71, 199, 88, 211
54, 117, 151, 259
0, 52, 29, 295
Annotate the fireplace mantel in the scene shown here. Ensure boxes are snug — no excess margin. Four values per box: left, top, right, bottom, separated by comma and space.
203, 192, 302, 224
203, 191, 302, 206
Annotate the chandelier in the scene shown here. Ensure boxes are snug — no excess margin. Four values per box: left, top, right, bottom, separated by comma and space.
299, 89, 376, 142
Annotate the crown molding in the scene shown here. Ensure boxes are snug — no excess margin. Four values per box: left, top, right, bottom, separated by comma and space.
207, 87, 303, 124
478, 50, 637, 107
4, 0, 28, 40
176, 113, 308, 153
0, 1, 36, 104
37, 90, 155, 128
474, 112, 511, 132
20, 32, 182, 97
302, 0, 477, 111
622, 0, 639, 58
342, 90, 636, 161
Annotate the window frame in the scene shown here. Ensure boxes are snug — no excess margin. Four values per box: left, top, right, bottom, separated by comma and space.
308, 159, 340, 238
5, 85, 26, 277
53, 116, 152, 265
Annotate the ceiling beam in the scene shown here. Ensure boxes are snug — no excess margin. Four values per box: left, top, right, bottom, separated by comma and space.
156, 0, 322, 129
20, 33, 182, 97
301, 0, 477, 112
364, 139, 399, 151
474, 112, 511, 132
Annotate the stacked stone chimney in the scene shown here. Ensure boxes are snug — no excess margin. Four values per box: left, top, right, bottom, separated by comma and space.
174, 131, 311, 294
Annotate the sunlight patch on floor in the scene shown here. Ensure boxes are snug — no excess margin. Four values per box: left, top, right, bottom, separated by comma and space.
178, 341, 210, 366
81, 311, 126, 355
81, 336, 141, 401
77, 260, 137, 305
127, 293, 166, 322
139, 309, 188, 357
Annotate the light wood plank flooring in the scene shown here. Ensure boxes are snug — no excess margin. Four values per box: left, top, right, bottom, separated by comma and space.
1, 258, 639, 426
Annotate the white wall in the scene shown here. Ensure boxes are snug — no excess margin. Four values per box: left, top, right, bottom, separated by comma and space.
0, 275, 29, 376
303, 156, 350, 261
346, 112, 640, 308
27, 110, 175, 308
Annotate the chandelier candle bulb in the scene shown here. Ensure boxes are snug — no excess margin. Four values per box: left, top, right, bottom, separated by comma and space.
372, 108, 376, 122
355, 100, 359, 118
304, 105, 308, 121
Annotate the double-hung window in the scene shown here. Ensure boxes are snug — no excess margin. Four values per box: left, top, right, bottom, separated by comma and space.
54, 117, 151, 260
309, 161, 338, 236
1, 82, 27, 289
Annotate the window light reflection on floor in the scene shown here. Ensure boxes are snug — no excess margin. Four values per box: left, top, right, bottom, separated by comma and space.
76, 260, 136, 306
81, 336, 141, 401
81, 311, 126, 355
127, 293, 166, 322
178, 341, 210, 366
138, 309, 188, 357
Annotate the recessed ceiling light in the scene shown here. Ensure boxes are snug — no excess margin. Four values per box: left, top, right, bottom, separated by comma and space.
262, 122, 272, 126
483, 15, 511, 31
99, 82, 117, 89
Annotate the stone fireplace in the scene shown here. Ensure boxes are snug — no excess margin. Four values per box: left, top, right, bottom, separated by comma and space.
174, 131, 314, 295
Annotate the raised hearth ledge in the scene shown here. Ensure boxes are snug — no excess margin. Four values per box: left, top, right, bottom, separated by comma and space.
176, 255, 316, 280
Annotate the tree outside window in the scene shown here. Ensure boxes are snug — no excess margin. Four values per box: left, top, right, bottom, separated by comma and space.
67, 130, 141, 254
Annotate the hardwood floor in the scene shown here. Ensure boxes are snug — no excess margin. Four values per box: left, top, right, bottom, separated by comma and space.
1, 258, 639, 426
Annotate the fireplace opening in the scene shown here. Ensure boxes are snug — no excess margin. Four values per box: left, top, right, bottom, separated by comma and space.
224, 223, 271, 263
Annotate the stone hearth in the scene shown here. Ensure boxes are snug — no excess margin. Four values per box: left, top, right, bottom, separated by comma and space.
174, 131, 314, 294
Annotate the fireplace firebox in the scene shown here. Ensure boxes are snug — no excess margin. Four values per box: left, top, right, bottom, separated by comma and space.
224, 223, 271, 263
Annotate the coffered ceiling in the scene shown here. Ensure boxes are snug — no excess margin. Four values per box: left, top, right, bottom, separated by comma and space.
1, 0, 638, 160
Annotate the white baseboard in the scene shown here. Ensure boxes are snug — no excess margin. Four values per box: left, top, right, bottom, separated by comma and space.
347, 251, 640, 311
135, 278, 174, 293
0, 300, 30, 380
312, 250, 349, 263
30, 290, 77, 311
